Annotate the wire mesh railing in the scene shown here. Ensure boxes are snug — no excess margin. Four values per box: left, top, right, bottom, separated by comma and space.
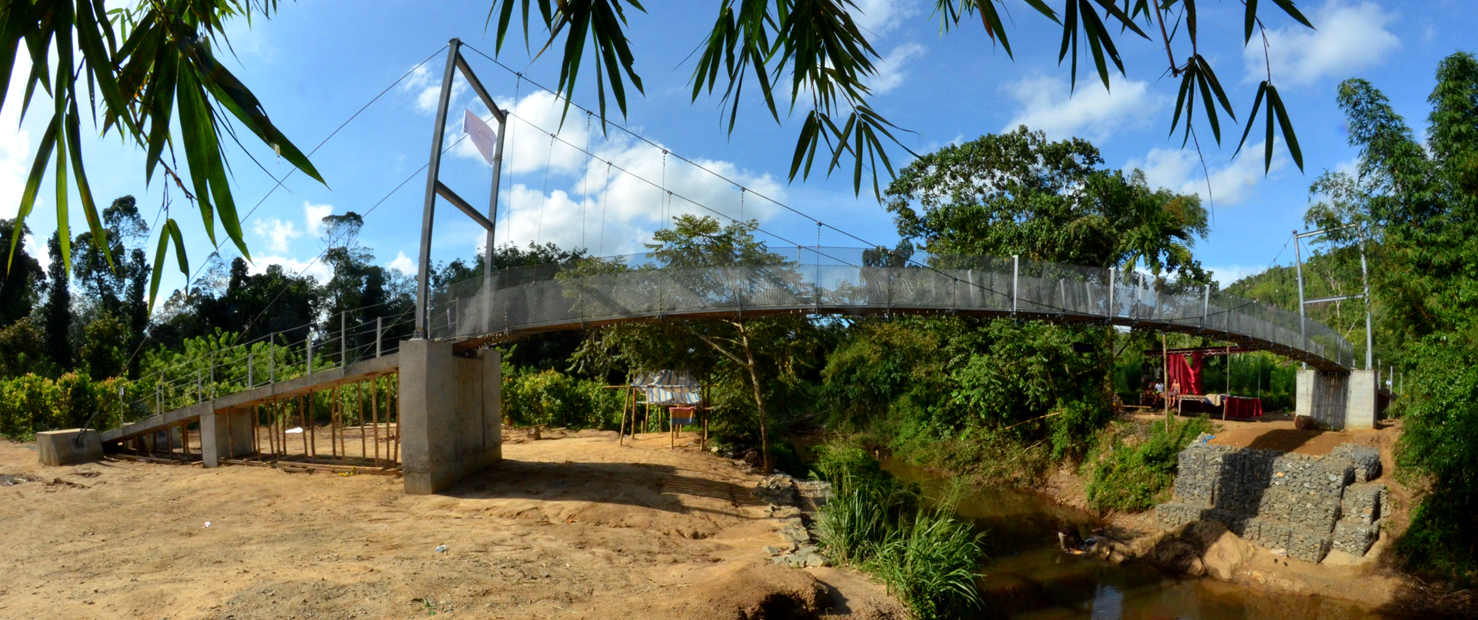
113, 305, 415, 427
427, 247, 1355, 369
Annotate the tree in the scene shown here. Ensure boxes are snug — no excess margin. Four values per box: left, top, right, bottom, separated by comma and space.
2, 0, 323, 296
883, 127, 1207, 277
489, 0, 1312, 199
0, 218, 45, 327
41, 233, 71, 370
72, 196, 152, 376
1308, 51, 1478, 584
572, 215, 824, 472
78, 311, 128, 379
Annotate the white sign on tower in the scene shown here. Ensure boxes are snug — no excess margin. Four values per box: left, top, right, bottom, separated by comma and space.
464, 109, 498, 167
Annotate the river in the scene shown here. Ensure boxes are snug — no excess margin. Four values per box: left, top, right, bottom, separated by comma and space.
877, 457, 1394, 620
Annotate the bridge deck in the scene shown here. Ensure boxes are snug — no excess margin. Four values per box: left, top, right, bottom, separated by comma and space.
101, 354, 400, 445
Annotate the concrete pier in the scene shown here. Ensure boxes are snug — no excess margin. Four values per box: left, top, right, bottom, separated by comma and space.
398, 340, 502, 494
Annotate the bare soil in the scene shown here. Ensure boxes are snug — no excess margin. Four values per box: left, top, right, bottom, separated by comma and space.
0, 430, 901, 620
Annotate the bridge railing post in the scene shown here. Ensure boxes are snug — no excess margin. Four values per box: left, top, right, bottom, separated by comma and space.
196, 366, 202, 403
1011, 255, 1018, 316
269, 338, 276, 384
209, 351, 216, 400
376, 317, 383, 358
1107, 267, 1116, 319
341, 311, 347, 368
307, 332, 314, 376
156, 383, 161, 415
1201, 284, 1210, 330
248, 350, 254, 388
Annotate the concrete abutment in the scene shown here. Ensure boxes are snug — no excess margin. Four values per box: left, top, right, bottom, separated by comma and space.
1296, 369, 1378, 430
397, 339, 502, 494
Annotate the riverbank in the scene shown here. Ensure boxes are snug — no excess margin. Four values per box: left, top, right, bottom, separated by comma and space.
1034, 413, 1478, 617
0, 431, 902, 619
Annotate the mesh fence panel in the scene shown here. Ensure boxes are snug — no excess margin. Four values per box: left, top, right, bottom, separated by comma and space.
428, 248, 1354, 369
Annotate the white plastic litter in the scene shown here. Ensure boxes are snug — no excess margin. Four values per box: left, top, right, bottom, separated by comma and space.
285, 427, 304, 434
436, 545, 448, 553
204, 522, 212, 528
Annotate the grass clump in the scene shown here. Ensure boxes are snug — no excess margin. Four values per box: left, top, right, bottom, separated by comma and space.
811, 439, 984, 619
1085, 415, 1214, 513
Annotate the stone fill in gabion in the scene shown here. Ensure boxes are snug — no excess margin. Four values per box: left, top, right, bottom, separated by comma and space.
1332, 521, 1379, 556
1288, 527, 1334, 563
1341, 483, 1385, 525
1156, 442, 1385, 562
1331, 443, 1382, 483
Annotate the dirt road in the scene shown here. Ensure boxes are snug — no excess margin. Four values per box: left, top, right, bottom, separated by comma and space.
0, 430, 898, 620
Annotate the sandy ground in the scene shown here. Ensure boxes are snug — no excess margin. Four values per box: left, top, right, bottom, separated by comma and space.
0, 430, 901, 620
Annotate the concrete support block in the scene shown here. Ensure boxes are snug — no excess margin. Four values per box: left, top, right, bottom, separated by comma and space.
37, 429, 104, 466
200, 409, 257, 467
1297, 370, 1351, 430
398, 340, 502, 494
1345, 369, 1377, 430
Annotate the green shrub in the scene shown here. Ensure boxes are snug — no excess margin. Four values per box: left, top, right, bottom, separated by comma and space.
0, 373, 139, 440
866, 509, 985, 620
502, 367, 623, 430
1085, 415, 1213, 513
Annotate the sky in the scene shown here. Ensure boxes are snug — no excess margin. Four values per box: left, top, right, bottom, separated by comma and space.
2, 0, 1474, 308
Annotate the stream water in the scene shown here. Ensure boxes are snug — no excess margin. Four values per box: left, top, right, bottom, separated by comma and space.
876, 457, 1395, 620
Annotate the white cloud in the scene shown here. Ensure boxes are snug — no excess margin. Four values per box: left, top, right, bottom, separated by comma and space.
0, 47, 33, 220
387, 251, 416, 276
26, 234, 47, 273
401, 64, 468, 115
303, 202, 334, 237
1248, 1, 1399, 86
1126, 141, 1289, 207
1003, 74, 1161, 142
252, 217, 302, 253
851, 0, 919, 36
248, 254, 333, 283
472, 91, 787, 255
870, 43, 927, 94
1206, 264, 1262, 287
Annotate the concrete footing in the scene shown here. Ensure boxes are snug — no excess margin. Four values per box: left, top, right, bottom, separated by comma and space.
1297, 369, 1378, 430
398, 339, 502, 494
37, 429, 103, 466
201, 410, 257, 467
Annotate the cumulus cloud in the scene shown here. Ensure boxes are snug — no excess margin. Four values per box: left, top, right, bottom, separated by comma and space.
1003, 74, 1161, 142
401, 64, 468, 114
387, 251, 416, 276
1206, 264, 1263, 287
438, 92, 788, 256
851, 0, 919, 36
303, 202, 334, 238
248, 254, 333, 283
0, 47, 33, 219
1248, 1, 1399, 86
1126, 141, 1289, 207
252, 217, 302, 253
869, 43, 927, 94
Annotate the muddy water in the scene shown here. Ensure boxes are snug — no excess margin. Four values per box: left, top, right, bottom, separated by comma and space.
878, 458, 1394, 620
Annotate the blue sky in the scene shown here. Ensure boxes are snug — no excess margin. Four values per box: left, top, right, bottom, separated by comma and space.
2, 0, 1474, 305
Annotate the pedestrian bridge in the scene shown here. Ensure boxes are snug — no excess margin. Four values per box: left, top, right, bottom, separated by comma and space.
428, 248, 1354, 371
67, 248, 1358, 494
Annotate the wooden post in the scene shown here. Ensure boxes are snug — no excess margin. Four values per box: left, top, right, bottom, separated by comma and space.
618, 387, 628, 446
1162, 333, 1170, 422
372, 380, 381, 466
300, 396, 310, 458
225, 409, 235, 459
359, 381, 367, 460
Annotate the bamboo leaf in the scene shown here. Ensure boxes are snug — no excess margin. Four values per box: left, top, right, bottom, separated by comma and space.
1264, 91, 1276, 173
55, 114, 70, 273
11, 115, 58, 270
1270, 0, 1313, 29
175, 67, 218, 245
1234, 81, 1268, 158
1244, 0, 1259, 43
66, 98, 113, 271
1269, 84, 1304, 171
1196, 66, 1221, 142
148, 222, 170, 311
167, 219, 189, 275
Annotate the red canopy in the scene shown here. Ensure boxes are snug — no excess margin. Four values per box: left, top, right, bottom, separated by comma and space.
1166, 352, 1204, 395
